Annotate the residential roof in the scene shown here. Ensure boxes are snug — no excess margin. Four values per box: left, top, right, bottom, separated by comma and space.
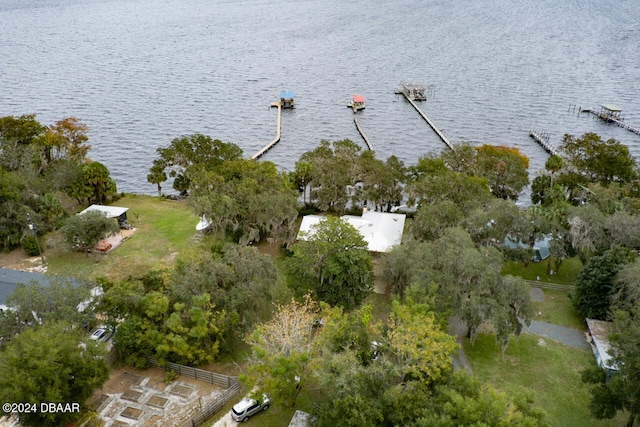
297, 211, 406, 253
78, 204, 128, 218
586, 318, 618, 371
353, 95, 364, 103
0, 268, 51, 306
280, 90, 295, 99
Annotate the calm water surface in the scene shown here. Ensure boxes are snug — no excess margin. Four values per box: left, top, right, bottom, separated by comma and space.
2, 0, 639, 197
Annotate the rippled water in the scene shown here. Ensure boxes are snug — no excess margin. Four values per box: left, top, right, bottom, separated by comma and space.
2, 0, 639, 196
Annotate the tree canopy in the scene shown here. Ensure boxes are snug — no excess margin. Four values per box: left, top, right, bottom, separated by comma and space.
0, 321, 109, 427
286, 216, 373, 309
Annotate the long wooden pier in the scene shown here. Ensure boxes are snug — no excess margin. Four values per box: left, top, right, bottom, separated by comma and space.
251, 101, 282, 160
529, 130, 559, 156
581, 107, 640, 136
353, 116, 373, 151
400, 92, 453, 150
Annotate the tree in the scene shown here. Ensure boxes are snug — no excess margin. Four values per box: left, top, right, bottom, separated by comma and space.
189, 159, 299, 245
298, 139, 362, 213
385, 300, 457, 383
286, 216, 373, 309
169, 243, 278, 332
383, 228, 533, 348
571, 245, 635, 320
560, 132, 637, 186
67, 161, 117, 204
61, 210, 119, 256
358, 152, 405, 212
0, 321, 109, 427
0, 278, 94, 344
147, 158, 167, 196
150, 134, 243, 194
473, 144, 530, 201
611, 258, 640, 314
243, 296, 317, 407
582, 308, 640, 427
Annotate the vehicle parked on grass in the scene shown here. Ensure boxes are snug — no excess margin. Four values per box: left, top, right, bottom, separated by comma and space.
230, 394, 270, 422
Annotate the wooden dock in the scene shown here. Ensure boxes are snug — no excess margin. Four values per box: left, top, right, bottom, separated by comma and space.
251, 101, 282, 160
353, 116, 373, 151
580, 106, 640, 136
400, 91, 453, 150
529, 130, 559, 156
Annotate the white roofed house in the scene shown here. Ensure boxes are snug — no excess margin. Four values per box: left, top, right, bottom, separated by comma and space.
297, 209, 406, 254
585, 318, 618, 376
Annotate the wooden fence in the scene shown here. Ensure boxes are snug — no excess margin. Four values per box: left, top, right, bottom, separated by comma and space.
525, 280, 575, 292
180, 381, 241, 427
148, 358, 239, 388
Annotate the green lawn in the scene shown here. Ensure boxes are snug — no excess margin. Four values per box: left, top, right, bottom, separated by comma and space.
45, 194, 199, 281
464, 334, 622, 427
502, 256, 583, 285
530, 288, 585, 330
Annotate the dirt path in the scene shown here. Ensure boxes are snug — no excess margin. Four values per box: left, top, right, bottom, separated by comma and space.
448, 316, 473, 374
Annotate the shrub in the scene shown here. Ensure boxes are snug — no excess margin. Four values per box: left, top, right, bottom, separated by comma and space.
21, 235, 42, 257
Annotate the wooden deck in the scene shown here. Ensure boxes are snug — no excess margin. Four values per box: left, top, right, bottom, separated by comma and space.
529, 130, 559, 156
354, 116, 373, 151
401, 91, 453, 150
581, 107, 640, 136
251, 101, 282, 160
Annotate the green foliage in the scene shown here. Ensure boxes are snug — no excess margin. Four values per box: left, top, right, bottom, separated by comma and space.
189, 159, 298, 245
474, 144, 530, 201
383, 228, 533, 349
571, 246, 635, 320
150, 133, 243, 194
67, 161, 117, 204
0, 278, 95, 344
61, 210, 119, 256
560, 132, 637, 186
244, 296, 317, 407
286, 216, 373, 309
0, 321, 109, 427
20, 235, 41, 256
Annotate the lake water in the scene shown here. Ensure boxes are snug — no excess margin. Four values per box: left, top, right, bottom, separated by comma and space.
2, 0, 639, 197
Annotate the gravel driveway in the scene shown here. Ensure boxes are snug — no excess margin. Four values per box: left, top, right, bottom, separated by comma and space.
522, 320, 590, 350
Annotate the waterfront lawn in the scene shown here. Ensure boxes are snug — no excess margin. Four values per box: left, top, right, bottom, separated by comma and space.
46, 194, 199, 281
530, 289, 585, 331
502, 256, 583, 285
464, 333, 620, 427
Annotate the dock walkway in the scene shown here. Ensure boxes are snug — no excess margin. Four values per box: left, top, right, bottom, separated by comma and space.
251, 102, 282, 160
353, 116, 373, 151
581, 107, 640, 136
529, 130, 559, 156
401, 92, 453, 150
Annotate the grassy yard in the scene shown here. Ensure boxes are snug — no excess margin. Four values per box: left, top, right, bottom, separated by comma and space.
464, 334, 623, 427
502, 256, 583, 285
530, 288, 585, 330
45, 194, 199, 281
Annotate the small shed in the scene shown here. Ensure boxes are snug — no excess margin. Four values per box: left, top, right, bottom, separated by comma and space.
503, 236, 550, 262
402, 83, 426, 101
585, 318, 618, 374
349, 94, 365, 112
599, 105, 622, 121
79, 204, 130, 229
280, 90, 295, 109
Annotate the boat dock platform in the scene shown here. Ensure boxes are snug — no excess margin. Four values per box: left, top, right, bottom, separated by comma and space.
580, 105, 640, 136
529, 130, 558, 156
397, 85, 453, 150
251, 101, 282, 160
353, 116, 373, 151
